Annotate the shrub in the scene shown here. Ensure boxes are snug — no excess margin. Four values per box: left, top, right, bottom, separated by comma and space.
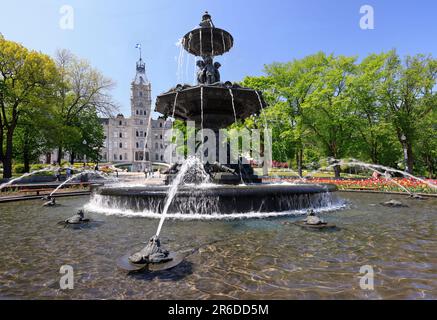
13, 163, 26, 174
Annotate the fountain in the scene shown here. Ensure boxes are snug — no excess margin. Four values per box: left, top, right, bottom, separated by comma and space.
90, 12, 338, 217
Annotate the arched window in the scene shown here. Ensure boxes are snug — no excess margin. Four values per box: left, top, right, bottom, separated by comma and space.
119, 155, 123, 161
119, 133, 122, 138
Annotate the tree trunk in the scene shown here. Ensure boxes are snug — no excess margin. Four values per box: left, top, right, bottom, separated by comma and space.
333, 165, 341, 179
23, 148, 30, 173
3, 131, 14, 179
70, 152, 75, 165
57, 147, 63, 165
297, 148, 303, 178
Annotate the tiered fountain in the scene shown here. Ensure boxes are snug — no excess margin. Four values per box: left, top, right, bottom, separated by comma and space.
90, 12, 337, 216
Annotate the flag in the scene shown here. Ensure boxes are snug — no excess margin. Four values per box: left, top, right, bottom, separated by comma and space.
135, 44, 141, 49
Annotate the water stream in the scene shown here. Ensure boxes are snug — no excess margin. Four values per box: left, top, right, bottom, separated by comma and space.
0, 168, 55, 191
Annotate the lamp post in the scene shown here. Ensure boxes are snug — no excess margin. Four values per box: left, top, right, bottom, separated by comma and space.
400, 134, 409, 173
83, 139, 87, 167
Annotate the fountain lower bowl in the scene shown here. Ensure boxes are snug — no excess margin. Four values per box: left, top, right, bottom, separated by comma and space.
89, 184, 338, 215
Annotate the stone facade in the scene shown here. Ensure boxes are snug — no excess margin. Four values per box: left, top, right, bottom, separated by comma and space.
99, 58, 174, 171
41, 57, 177, 170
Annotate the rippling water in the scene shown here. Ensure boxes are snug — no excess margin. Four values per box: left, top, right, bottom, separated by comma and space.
0, 192, 436, 300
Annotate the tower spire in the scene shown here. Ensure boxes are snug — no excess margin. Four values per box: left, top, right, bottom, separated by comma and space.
134, 44, 147, 83
135, 43, 142, 61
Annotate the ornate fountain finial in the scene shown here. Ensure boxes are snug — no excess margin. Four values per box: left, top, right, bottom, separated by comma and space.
200, 11, 214, 28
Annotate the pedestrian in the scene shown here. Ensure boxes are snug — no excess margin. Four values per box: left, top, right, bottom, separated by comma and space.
66, 167, 72, 179
56, 167, 62, 182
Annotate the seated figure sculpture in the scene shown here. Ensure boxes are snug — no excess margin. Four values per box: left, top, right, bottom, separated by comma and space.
196, 57, 221, 84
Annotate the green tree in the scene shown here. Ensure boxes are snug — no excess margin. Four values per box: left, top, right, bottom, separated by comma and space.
301, 54, 357, 178
348, 52, 401, 166
0, 36, 58, 178
380, 52, 437, 174
54, 49, 117, 164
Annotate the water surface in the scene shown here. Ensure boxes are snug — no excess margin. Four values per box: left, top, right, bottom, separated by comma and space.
0, 193, 435, 299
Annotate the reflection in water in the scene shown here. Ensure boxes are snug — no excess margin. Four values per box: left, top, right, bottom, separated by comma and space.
0, 193, 436, 300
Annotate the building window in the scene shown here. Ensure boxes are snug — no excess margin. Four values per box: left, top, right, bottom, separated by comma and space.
140, 131, 144, 137
114, 154, 117, 160
136, 142, 139, 149
160, 123, 163, 128
160, 135, 162, 140
136, 131, 139, 137
119, 155, 123, 161
119, 143, 123, 149
119, 121, 122, 126
160, 155, 163, 161
119, 133, 122, 138
155, 154, 159, 161
124, 153, 128, 160
140, 120, 144, 125
139, 92, 143, 97
155, 143, 158, 150
113, 132, 118, 138
136, 110, 139, 115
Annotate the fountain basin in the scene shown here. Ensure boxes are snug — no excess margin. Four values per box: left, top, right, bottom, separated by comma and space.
90, 184, 338, 215
155, 84, 266, 130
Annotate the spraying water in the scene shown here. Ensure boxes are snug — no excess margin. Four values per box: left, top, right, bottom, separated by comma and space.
50, 170, 109, 197
256, 91, 272, 176
222, 31, 226, 52
229, 88, 237, 123
155, 157, 201, 237
210, 28, 214, 56
200, 86, 205, 161
0, 168, 55, 191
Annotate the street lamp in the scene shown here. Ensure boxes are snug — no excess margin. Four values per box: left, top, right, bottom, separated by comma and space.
83, 139, 87, 167
400, 134, 409, 172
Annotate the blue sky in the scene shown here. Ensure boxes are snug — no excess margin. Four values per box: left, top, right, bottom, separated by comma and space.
1, 0, 436, 117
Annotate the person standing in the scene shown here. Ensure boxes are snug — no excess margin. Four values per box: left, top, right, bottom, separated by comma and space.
66, 167, 72, 179
56, 167, 62, 182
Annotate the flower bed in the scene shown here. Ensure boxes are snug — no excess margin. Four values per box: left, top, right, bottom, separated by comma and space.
268, 177, 437, 194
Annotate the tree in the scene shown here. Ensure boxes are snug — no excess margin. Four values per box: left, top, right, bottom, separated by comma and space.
0, 36, 58, 178
348, 52, 401, 166
54, 49, 117, 164
261, 53, 328, 176
380, 52, 437, 174
301, 54, 357, 178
